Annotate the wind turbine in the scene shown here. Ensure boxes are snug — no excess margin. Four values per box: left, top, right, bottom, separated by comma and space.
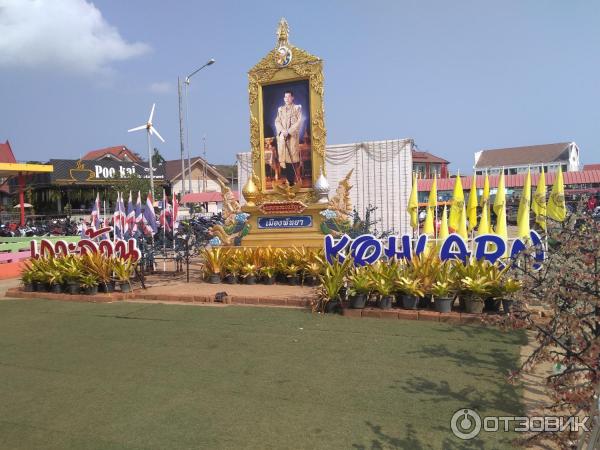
128, 103, 165, 199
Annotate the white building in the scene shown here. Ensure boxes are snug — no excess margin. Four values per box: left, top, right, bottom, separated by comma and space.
237, 139, 413, 236
474, 142, 580, 175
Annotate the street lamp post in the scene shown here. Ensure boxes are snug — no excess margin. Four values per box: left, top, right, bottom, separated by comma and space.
178, 58, 215, 198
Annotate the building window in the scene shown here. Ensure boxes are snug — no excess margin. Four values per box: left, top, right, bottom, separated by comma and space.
430, 164, 441, 178
414, 163, 426, 178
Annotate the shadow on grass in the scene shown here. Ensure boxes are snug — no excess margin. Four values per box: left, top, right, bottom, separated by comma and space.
406, 344, 519, 372
351, 421, 490, 449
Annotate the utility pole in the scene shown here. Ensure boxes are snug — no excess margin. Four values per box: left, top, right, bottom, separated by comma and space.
202, 135, 207, 192
177, 77, 186, 196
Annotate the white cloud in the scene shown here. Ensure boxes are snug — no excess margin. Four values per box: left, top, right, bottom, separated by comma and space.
149, 81, 173, 94
0, 0, 151, 75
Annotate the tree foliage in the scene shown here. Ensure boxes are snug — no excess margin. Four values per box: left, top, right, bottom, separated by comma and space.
492, 202, 600, 449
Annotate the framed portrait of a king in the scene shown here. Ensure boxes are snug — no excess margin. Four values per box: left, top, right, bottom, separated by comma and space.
261, 79, 312, 190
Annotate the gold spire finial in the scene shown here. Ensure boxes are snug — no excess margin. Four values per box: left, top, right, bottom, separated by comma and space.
276, 18, 289, 47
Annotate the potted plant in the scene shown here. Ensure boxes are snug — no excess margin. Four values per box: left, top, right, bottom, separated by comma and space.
222, 250, 240, 284
367, 263, 396, 309
497, 278, 522, 314
46, 267, 65, 294
283, 264, 301, 286
316, 259, 349, 313
113, 257, 135, 293
260, 266, 276, 285
397, 277, 425, 309
460, 276, 492, 314
303, 260, 322, 286
60, 256, 83, 294
83, 253, 114, 292
240, 263, 258, 285
347, 266, 371, 309
79, 272, 99, 295
21, 265, 35, 292
202, 247, 224, 284
431, 281, 454, 313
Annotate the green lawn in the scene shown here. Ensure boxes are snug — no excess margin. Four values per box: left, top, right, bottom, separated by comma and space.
0, 300, 526, 449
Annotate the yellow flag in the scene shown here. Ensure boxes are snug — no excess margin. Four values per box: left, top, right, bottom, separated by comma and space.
467, 174, 478, 232
478, 202, 490, 235
516, 168, 531, 239
448, 172, 464, 232
493, 172, 508, 245
440, 205, 449, 240
457, 201, 468, 240
428, 174, 437, 208
532, 167, 547, 230
477, 172, 491, 235
547, 166, 566, 222
423, 206, 434, 236
407, 173, 419, 229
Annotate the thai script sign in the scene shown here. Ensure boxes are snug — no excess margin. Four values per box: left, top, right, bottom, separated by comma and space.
257, 216, 313, 229
324, 231, 545, 269
258, 201, 307, 215
30, 227, 141, 261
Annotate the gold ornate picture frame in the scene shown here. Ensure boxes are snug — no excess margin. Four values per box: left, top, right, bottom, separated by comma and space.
247, 18, 326, 201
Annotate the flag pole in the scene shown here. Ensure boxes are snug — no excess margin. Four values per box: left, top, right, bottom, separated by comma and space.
163, 189, 166, 272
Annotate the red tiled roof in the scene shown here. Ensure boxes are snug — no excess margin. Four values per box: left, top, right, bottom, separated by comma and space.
583, 164, 600, 171
475, 142, 572, 168
181, 191, 239, 203
0, 140, 17, 163
412, 150, 449, 164
418, 170, 600, 191
82, 146, 141, 163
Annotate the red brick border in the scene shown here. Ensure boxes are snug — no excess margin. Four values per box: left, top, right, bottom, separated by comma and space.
4, 287, 497, 326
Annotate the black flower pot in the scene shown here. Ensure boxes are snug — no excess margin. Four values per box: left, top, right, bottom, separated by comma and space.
99, 281, 115, 293
263, 275, 276, 285
44, 282, 52, 292
50, 284, 63, 294
349, 294, 367, 309
119, 282, 131, 293
338, 287, 348, 301
33, 281, 43, 292
419, 296, 432, 309
304, 275, 318, 286
83, 285, 98, 295
464, 298, 484, 314
378, 295, 394, 310
208, 274, 221, 284
401, 294, 419, 310
67, 282, 80, 295
324, 299, 341, 314
501, 299, 513, 314
434, 297, 453, 313
23, 283, 34, 292
484, 298, 501, 313
287, 275, 299, 286
224, 274, 238, 284
244, 275, 257, 285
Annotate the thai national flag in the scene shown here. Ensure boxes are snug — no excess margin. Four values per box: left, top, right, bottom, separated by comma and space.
159, 190, 172, 232
112, 192, 124, 240
126, 191, 136, 237
134, 191, 142, 234
172, 191, 180, 234
118, 192, 127, 237
142, 191, 157, 236
90, 193, 101, 231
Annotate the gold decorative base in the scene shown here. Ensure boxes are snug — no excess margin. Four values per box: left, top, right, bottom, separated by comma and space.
241, 203, 327, 248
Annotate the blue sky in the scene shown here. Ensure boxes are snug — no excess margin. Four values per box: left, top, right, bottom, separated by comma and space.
0, 0, 598, 172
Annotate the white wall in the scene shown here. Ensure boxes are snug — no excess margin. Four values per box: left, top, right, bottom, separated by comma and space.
237, 139, 413, 236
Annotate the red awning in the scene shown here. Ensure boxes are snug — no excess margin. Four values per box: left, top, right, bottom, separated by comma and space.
417, 170, 600, 191
181, 191, 240, 203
